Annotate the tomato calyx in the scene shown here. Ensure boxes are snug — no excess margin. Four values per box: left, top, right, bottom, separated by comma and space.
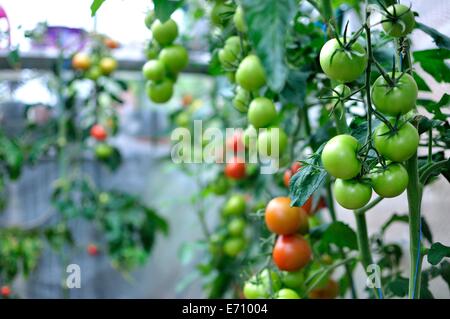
330, 22, 366, 63
379, 2, 413, 28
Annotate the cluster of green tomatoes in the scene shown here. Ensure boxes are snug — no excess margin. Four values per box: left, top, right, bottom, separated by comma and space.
319, 4, 418, 210
143, 14, 188, 104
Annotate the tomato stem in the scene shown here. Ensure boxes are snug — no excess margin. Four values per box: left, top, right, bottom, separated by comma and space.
398, 36, 423, 299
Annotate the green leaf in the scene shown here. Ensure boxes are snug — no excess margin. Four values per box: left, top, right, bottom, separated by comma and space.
428, 242, 450, 266
413, 72, 431, 92
153, 0, 184, 22
418, 94, 449, 121
418, 116, 444, 135
438, 261, 450, 291
241, 0, 298, 91
289, 156, 327, 207
280, 70, 309, 106
386, 276, 408, 297
416, 22, 450, 50
90, 0, 106, 17
321, 221, 358, 250
0, 135, 23, 180
413, 49, 450, 83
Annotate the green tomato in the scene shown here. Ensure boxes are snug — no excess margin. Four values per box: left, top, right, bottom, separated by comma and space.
210, 1, 233, 27
210, 176, 230, 195
257, 126, 288, 157
334, 179, 372, 210
142, 60, 166, 81
332, 84, 351, 109
144, 11, 155, 29
227, 218, 246, 236
218, 48, 237, 69
382, 4, 415, 37
276, 288, 300, 299
159, 45, 189, 74
223, 194, 246, 216
259, 269, 282, 292
320, 38, 368, 83
151, 19, 178, 46
243, 280, 267, 299
236, 55, 266, 91
233, 86, 250, 112
370, 163, 409, 198
95, 143, 114, 159
86, 66, 102, 81
373, 121, 419, 162
321, 135, 361, 180
372, 72, 418, 116
234, 6, 247, 33
174, 112, 190, 127
281, 269, 305, 289
146, 78, 174, 104
247, 97, 277, 129
223, 237, 245, 257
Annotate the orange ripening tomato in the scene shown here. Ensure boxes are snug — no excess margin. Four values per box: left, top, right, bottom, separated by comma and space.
265, 197, 308, 235
181, 94, 193, 107
273, 234, 312, 271
90, 124, 108, 141
72, 52, 91, 71
1, 285, 11, 297
104, 38, 120, 49
224, 157, 246, 180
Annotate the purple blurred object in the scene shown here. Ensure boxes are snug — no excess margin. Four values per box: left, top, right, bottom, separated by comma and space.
31, 26, 88, 53
0, 5, 11, 49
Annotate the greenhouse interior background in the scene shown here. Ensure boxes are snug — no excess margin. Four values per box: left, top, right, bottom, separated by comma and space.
0, 0, 449, 299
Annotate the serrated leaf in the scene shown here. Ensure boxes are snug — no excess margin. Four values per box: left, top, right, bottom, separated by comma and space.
316, 221, 358, 251
289, 162, 327, 207
428, 242, 450, 265
241, 0, 298, 91
154, 0, 184, 22
413, 72, 431, 92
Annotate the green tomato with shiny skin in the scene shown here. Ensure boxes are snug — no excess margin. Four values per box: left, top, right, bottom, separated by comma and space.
236, 55, 266, 92
223, 194, 246, 216
373, 121, 419, 162
382, 4, 415, 37
370, 163, 409, 198
151, 19, 178, 46
159, 45, 189, 74
372, 72, 418, 116
334, 179, 372, 210
146, 78, 174, 103
142, 60, 165, 81
247, 97, 277, 129
321, 135, 361, 180
320, 38, 368, 83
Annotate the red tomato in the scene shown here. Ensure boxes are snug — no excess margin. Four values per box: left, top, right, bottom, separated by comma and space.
90, 124, 108, 141
225, 157, 246, 180
291, 162, 301, 173
87, 244, 99, 256
1, 285, 11, 297
283, 169, 292, 188
226, 132, 244, 154
273, 234, 312, 271
302, 196, 313, 215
